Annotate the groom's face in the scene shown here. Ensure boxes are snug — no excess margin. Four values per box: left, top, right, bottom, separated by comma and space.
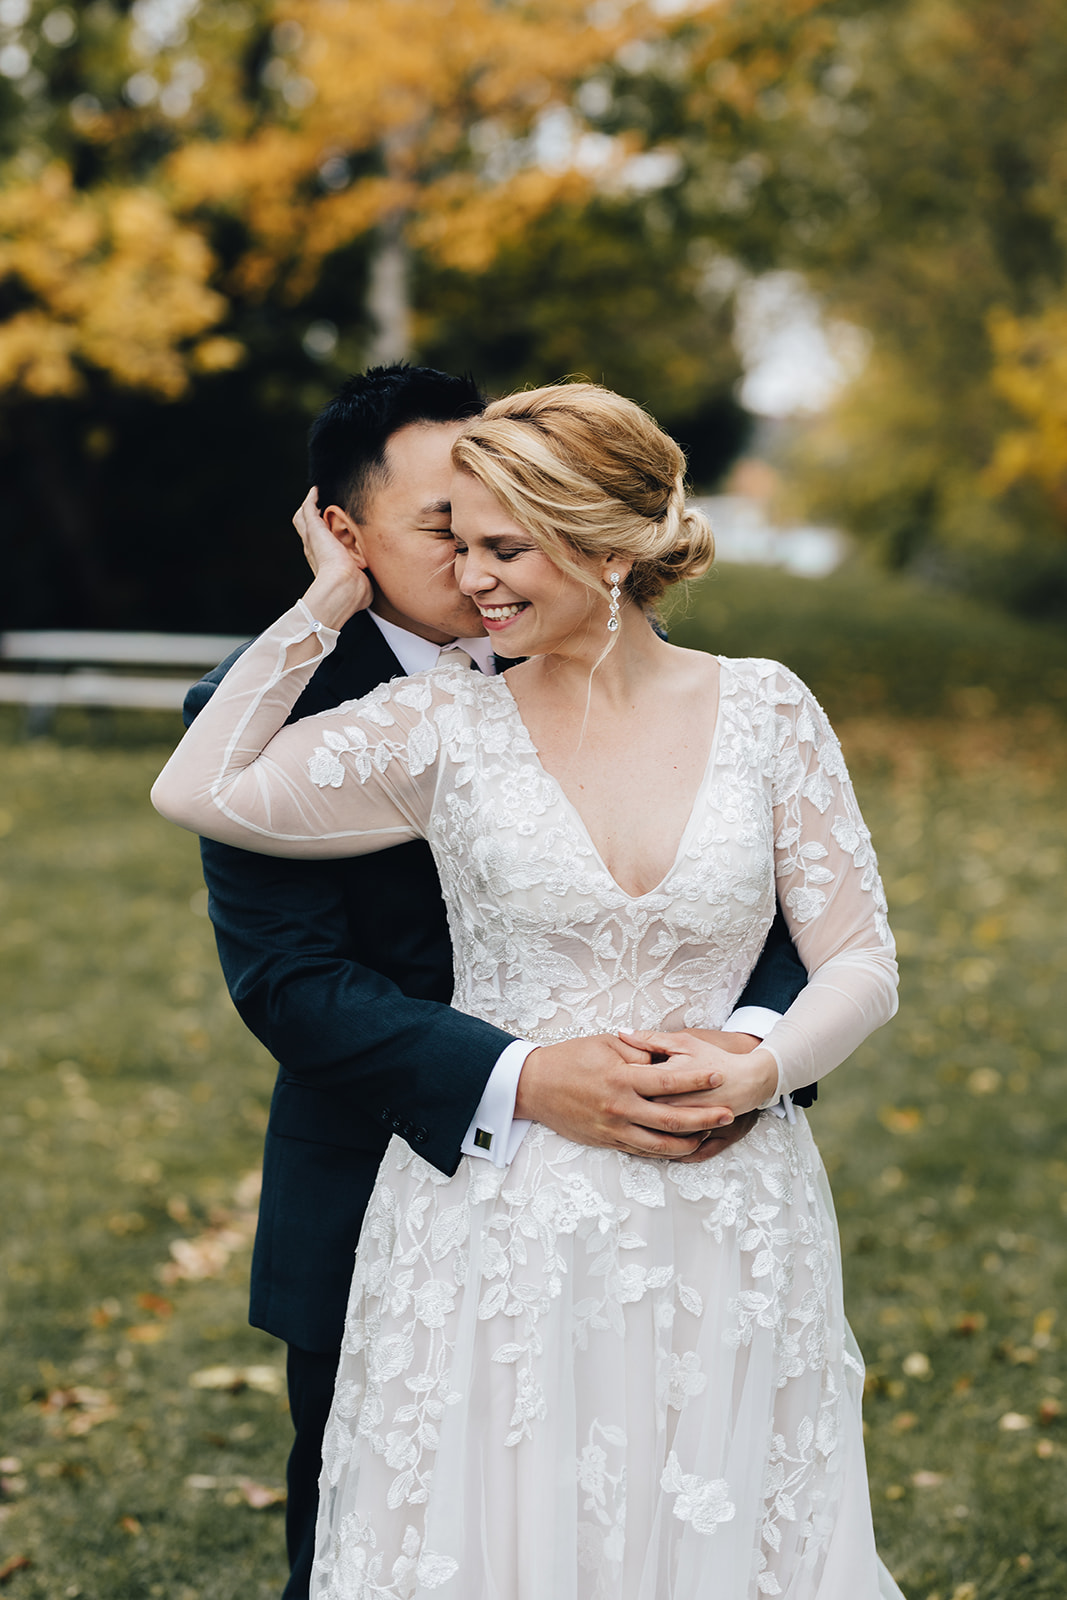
350, 421, 487, 644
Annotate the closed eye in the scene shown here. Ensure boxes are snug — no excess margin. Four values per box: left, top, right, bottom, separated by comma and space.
452, 539, 534, 563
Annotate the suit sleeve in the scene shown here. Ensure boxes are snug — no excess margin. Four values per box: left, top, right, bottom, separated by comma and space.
734, 905, 818, 1107
734, 903, 807, 1013
181, 640, 515, 1178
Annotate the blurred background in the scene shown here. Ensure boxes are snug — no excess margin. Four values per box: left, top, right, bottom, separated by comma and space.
1, 0, 1066, 632
2, 4, 1067, 1598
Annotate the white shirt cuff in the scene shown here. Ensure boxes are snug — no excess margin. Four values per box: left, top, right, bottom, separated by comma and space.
723, 1005, 783, 1040
460, 1039, 536, 1169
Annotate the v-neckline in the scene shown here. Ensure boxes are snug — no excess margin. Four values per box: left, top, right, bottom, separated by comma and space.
495, 659, 727, 903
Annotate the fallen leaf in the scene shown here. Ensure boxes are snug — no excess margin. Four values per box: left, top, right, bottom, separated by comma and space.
0, 1459, 21, 1474
1038, 1398, 1061, 1425
235, 1476, 286, 1509
126, 1323, 166, 1344
242, 1365, 283, 1395
158, 1180, 260, 1285
135, 1292, 174, 1318
902, 1352, 931, 1379
1033, 1308, 1056, 1348
912, 1470, 945, 1488
967, 1067, 1000, 1095
107, 1212, 146, 1236
189, 1366, 245, 1393
185, 1474, 219, 1491
879, 1106, 924, 1134
954, 1312, 986, 1336
999, 1411, 1031, 1431
0, 1556, 31, 1584
890, 1412, 918, 1433
188, 1364, 283, 1395
41, 1387, 119, 1435
957, 960, 996, 992
234, 1169, 262, 1208
119, 1516, 142, 1535
160, 1235, 233, 1283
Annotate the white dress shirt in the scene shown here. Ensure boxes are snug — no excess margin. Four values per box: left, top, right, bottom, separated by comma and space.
368, 609, 783, 1166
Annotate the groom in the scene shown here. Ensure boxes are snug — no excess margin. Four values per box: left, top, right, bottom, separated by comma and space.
185, 363, 809, 1599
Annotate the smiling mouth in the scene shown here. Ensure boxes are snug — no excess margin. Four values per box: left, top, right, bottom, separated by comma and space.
478, 602, 530, 621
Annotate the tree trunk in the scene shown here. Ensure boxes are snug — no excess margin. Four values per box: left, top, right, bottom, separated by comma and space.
365, 211, 412, 366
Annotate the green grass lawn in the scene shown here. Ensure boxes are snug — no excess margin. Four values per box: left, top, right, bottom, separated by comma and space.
2, 565, 1066, 1598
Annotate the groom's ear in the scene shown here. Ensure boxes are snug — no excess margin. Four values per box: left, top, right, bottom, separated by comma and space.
321, 504, 367, 565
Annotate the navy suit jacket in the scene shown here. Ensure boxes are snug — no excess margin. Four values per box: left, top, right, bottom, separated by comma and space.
185, 611, 810, 1354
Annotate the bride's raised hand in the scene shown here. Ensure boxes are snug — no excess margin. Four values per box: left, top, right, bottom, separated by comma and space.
618, 1028, 779, 1119
293, 487, 374, 628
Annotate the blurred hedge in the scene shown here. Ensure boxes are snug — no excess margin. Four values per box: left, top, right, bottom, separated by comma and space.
667, 559, 1067, 723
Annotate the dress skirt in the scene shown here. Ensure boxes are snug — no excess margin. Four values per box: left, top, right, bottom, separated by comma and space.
310, 1111, 904, 1600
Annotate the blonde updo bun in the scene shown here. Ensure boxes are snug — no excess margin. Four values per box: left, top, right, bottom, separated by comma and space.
452, 383, 714, 610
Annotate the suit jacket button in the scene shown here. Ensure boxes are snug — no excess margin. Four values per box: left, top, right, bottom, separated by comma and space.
392, 1118, 405, 1132
413, 1127, 428, 1143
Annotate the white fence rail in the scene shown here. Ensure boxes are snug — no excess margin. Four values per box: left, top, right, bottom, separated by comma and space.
0, 630, 247, 714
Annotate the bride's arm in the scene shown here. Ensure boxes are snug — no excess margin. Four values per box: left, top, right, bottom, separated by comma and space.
624, 664, 897, 1116
152, 552, 430, 858
755, 665, 898, 1098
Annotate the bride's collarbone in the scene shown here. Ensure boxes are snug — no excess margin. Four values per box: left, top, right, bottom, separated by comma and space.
501, 652, 721, 895
519, 713, 720, 899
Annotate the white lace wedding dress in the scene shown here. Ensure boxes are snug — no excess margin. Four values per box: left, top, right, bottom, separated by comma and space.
153, 603, 903, 1600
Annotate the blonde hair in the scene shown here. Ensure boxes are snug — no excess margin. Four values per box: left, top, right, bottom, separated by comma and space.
451, 382, 714, 611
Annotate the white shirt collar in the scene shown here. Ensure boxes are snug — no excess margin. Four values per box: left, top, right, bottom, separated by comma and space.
367, 610, 497, 677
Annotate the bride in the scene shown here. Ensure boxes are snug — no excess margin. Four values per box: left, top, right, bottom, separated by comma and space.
153, 382, 903, 1599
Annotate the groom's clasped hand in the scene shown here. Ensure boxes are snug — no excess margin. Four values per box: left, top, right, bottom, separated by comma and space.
513, 1028, 747, 1159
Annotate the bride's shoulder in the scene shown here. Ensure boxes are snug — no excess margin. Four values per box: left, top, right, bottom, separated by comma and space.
716, 655, 807, 697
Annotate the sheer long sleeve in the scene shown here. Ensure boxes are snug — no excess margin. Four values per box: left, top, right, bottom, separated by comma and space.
152, 601, 436, 858
756, 664, 898, 1098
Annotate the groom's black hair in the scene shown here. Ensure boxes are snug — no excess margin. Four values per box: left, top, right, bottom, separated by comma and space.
308, 363, 486, 521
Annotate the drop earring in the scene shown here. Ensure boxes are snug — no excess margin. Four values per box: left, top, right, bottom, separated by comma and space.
607, 572, 621, 633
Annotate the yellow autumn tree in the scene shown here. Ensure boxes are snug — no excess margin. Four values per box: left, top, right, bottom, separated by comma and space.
167, 0, 670, 358
985, 306, 1067, 530
0, 165, 242, 400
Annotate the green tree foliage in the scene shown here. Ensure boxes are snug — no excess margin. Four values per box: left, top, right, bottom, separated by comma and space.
611, 0, 1067, 609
